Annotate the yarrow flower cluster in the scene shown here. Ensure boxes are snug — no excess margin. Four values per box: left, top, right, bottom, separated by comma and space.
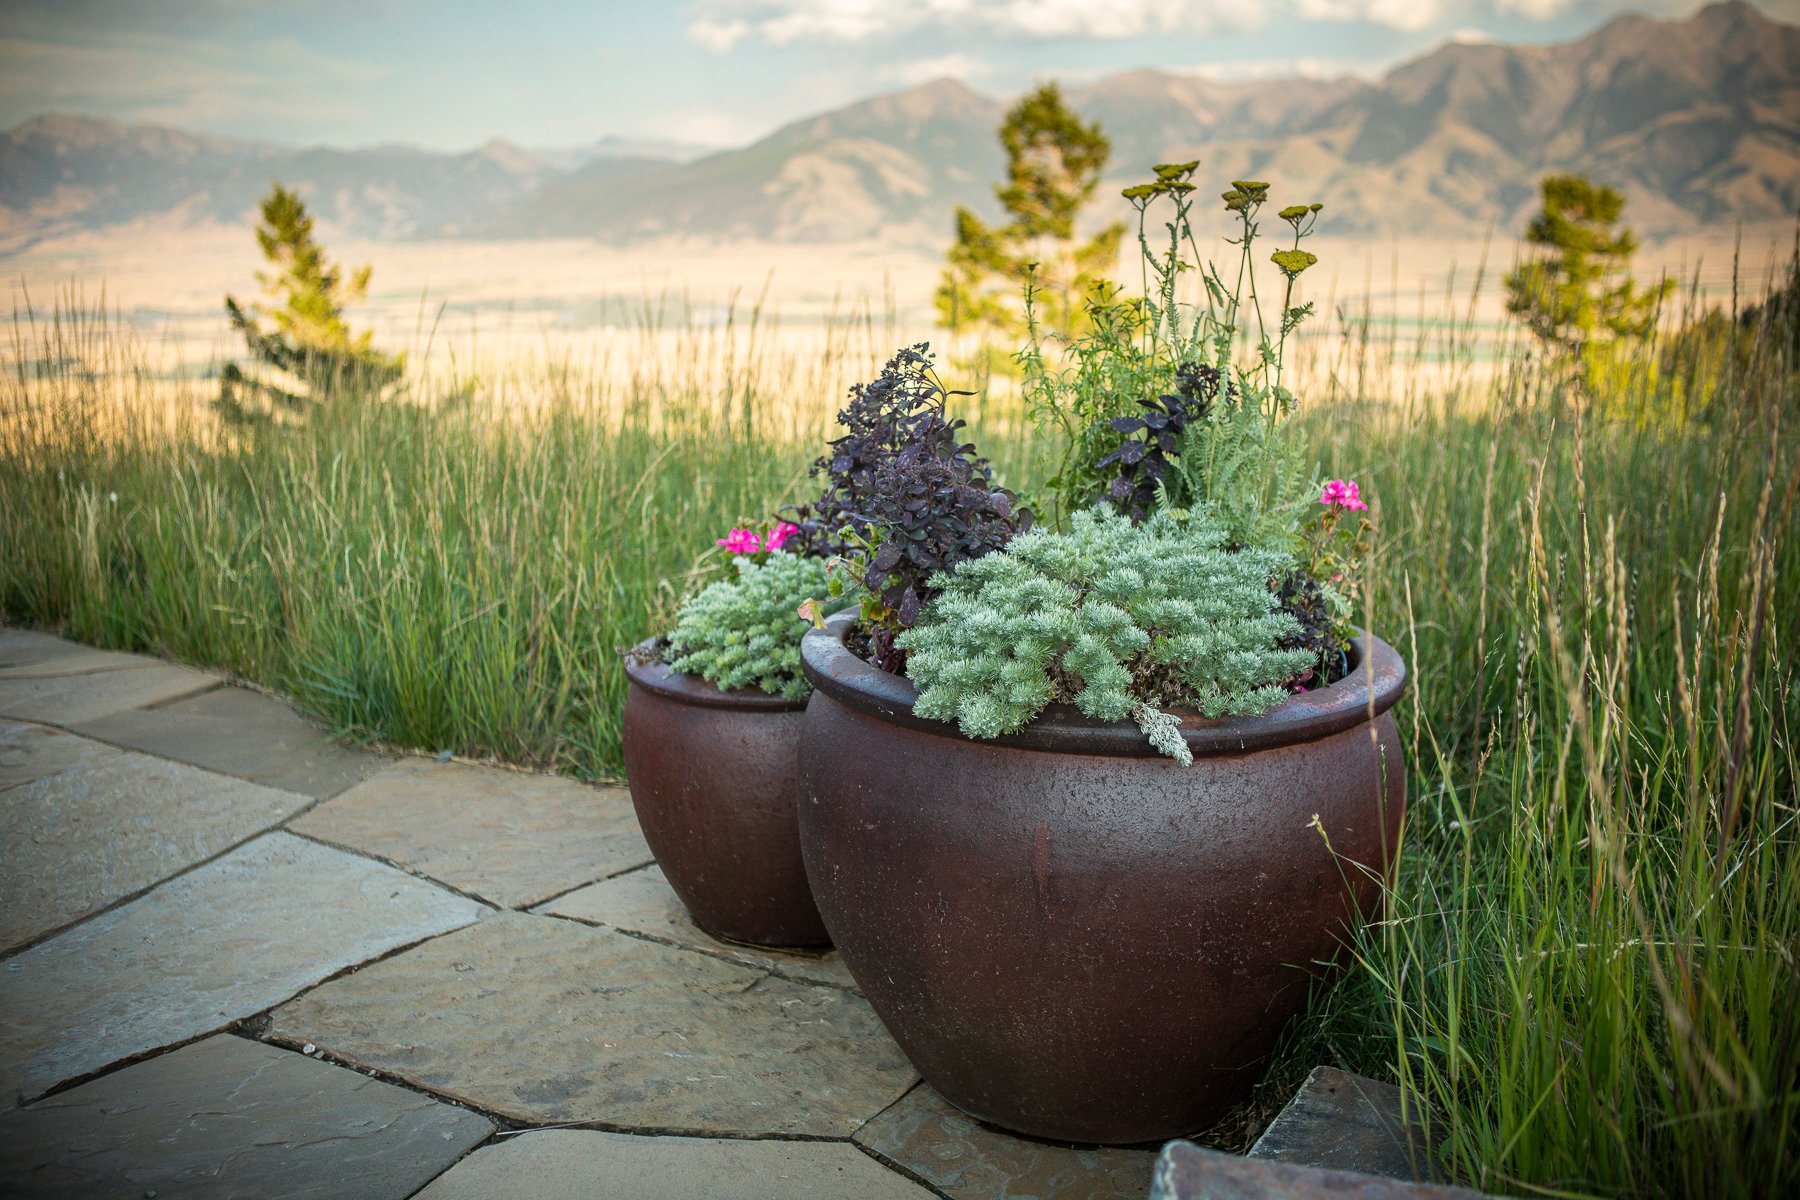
1319, 480, 1367, 511
716, 522, 801, 556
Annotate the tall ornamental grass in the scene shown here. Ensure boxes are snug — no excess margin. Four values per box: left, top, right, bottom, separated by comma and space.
2, 297, 891, 773
1281, 316, 1798, 1197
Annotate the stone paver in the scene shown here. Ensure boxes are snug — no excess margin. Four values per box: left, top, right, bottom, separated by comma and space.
74, 686, 386, 799
0, 627, 1216, 1198
540, 864, 858, 991
0, 832, 487, 1106
0, 628, 157, 678
1151, 1140, 1492, 1199
0, 661, 218, 725
0, 719, 122, 789
0, 1034, 493, 1200
0, 745, 312, 953
856, 1084, 1158, 1200
1250, 1067, 1434, 1182
268, 910, 917, 1136
291, 758, 651, 908
414, 1129, 932, 1200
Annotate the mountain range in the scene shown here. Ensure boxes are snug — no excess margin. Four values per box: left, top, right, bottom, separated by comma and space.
2, 1, 1795, 249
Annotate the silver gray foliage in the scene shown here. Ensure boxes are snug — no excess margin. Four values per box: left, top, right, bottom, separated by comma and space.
896, 505, 1313, 759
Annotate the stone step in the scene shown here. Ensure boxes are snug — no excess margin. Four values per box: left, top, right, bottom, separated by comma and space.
414, 1129, 933, 1200
1248, 1066, 1434, 1182
1152, 1140, 1495, 1200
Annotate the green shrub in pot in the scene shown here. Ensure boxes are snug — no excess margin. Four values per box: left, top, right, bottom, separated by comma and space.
896, 505, 1313, 762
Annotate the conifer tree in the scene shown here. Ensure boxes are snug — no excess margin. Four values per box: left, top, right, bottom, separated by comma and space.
220, 182, 401, 424
936, 83, 1124, 363
1504, 174, 1670, 362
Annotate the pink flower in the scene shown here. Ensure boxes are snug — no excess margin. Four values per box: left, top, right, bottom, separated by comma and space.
1320, 479, 1368, 511
764, 521, 800, 552
716, 528, 762, 555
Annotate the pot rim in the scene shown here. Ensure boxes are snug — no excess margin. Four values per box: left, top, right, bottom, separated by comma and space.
800, 611, 1407, 756
624, 638, 808, 712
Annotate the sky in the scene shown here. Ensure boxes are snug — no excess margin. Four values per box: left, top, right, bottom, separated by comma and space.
2, 0, 1795, 152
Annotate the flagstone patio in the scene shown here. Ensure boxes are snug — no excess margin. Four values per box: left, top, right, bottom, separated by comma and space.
0, 625, 1466, 1199
0, 627, 1166, 1199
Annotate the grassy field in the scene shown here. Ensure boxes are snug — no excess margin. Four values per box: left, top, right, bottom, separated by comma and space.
4, 221, 1786, 378
2, 280, 1795, 1196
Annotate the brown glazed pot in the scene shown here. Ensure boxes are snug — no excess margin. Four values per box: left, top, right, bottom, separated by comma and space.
796, 611, 1407, 1143
622, 643, 829, 947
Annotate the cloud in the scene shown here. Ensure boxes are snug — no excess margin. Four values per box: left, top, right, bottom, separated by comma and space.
1291, 0, 1452, 33
0, 29, 384, 135
687, 0, 1263, 50
639, 108, 779, 147
1492, 0, 1735, 20
1493, 0, 1578, 17
1183, 55, 1390, 82
877, 53, 995, 86
682, 0, 1571, 47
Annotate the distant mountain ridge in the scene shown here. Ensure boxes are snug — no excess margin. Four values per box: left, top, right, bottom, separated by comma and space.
482, 79, 1010, 242
3, 2, 1795, 248
484, 1, 1799, 241
0, 113, 563, 244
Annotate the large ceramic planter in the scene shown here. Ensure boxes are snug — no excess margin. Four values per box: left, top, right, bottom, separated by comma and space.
796, 611, 1407, 1143
622, 643, 829, 947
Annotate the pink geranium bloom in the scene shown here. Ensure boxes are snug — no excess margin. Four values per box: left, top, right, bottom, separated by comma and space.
764, 521, 801, 552
1320, 479, 1369, 511
716, 528, 762, 555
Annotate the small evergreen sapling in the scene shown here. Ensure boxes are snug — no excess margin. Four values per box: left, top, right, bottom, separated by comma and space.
895, 506, 1313, 761
220, 182, 402, 425
936, 82, 1125, 360
664, 552, 839, 701
1504, 174, 1670, 362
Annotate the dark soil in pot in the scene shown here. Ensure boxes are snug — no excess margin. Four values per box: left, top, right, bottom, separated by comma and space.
622, 641, 829, 947
796, 611, 1407, 1143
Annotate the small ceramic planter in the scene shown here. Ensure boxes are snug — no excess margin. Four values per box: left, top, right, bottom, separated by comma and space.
622, 642, 828, 947
796, 610, 1407, 1143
